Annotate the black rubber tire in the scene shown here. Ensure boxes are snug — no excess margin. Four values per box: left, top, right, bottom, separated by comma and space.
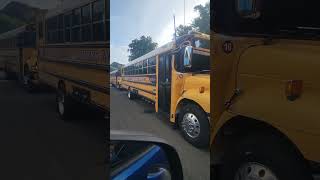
128, 90, 135, 100
219, 133, 312, 180
178, 104, 209, 148
23, 66, 35, 92
56, 85, 75, 121
2, 70, 8, 80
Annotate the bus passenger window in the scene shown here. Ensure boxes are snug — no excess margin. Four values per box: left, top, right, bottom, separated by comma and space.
72, 27, 81, 42
93, 0, 105, 41
64, 13, 72, 42
73, 8, 81, 26
93, 0, 104, 22
81, 4, 92, 42
82, 5, 91, 24
93, 23, 105, 41
237, 0, 260, 19
38, 22, 43, 39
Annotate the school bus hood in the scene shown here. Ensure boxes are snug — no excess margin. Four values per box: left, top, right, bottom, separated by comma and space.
182, 74, 210, 113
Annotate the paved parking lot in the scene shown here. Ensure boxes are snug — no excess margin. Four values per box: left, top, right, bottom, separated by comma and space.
0, 73, 106, 180
110, 87, 210, 180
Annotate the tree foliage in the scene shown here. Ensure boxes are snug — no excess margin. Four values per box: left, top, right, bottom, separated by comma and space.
128, 36, 158, 61
192, 2, 210, 34
176, 25, 193, 37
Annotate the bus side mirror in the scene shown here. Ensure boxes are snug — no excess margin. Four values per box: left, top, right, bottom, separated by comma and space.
183, 46, 193, 68
237, 0, 261, 19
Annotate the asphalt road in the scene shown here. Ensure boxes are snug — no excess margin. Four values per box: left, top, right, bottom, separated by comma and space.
0, 72, 106, 180
110, 87, 210, 180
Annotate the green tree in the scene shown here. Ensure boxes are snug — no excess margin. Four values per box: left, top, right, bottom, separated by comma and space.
192, 2, 210, 34
128, 36, 158, 61
176, 25, 193, 37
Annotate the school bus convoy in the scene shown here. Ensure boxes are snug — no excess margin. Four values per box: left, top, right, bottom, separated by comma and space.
110, 69, 121, 88
0, 0, 109, 120
0, 24, 38, 91
118, 32, 210, 148
37, 0, 109, 119
211, 0, 320, 179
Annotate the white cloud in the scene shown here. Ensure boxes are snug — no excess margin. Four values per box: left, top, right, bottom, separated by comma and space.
155, 0, 209, 46
110, 45, 129, 65
111, 0, 209, 64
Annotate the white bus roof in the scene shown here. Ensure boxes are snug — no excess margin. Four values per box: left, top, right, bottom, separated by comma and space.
110, 70, 118, 74
123, 32, 210, 68
46, 0, 95, 18
124, 41, 175, 68
0, 25, 26, 40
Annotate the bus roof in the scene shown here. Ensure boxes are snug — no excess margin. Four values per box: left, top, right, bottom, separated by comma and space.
124, 41, 174, 68
45, 0, 96, 18
110, 70, 119, 74
0, 25, 27, 40
123, 32, 210, 68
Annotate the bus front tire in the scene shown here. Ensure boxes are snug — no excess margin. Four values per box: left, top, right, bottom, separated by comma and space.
56, 87, 74, 121
219, 133, 312, 180
178, 104, 209, 148
23, 67, 35, 92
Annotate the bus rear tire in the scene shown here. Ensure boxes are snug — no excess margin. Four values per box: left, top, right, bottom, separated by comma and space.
128, 90, 135, 100
56, 85, 74, 121
178, 104, 209, 148
23, 67, 35, 92
219, 133, 312, 180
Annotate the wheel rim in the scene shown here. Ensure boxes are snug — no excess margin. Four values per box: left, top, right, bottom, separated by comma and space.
235, 162, 278, 180
23, 75, 29, 85
58, 92, 65, 115
181, 113, 200, 138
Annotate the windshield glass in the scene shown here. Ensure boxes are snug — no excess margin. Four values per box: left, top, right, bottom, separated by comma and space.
190, 50, 210, 72
214, 0, 320, 38
193, 38, 210, 49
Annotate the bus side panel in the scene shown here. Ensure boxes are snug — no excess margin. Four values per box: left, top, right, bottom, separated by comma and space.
155, 55, 159, 112
231, 39, 320, 162
170, 55, 186, 123
39, 46, 108, 111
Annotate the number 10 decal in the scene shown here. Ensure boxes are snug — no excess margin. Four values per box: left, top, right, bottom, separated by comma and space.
223, 41, 233, 54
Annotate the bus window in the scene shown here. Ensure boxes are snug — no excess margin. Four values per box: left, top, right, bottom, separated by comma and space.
72, 27, 81, 42
190, 51, 210, 72
93, 0, 104, 22
73, 8, 81, 26
38, 22, 43, 39
93, 0, 105, 41
64, 13, 72, 42
82, 4, 92, 41
147, 57, 156, 74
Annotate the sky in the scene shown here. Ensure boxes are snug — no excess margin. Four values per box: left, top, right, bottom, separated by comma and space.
111, 0, 209, 64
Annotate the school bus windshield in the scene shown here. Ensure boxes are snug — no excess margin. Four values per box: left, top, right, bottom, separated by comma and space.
194, 38, 209, 49
189, 51, 210, 73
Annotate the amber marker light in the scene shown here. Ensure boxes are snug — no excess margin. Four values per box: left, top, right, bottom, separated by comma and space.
199, 87, 205, 93
285, 80, 303, 101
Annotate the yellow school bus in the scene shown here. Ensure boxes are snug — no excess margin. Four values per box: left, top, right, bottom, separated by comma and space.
110, 69, 121, 88
37, 0, 109, 120
211, 0, 320, 179
121, 32, 210, 148
0, 24, 38, 90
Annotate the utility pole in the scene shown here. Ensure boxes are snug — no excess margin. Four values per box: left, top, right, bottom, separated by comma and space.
174, 14, 177, 43
184, 0, 186, 26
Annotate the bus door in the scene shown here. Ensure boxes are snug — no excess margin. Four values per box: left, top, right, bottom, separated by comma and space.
158, 53, 172, 113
